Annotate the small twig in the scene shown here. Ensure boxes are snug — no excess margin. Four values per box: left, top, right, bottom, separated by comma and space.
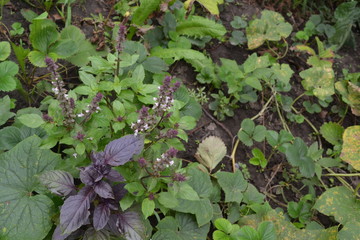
264, 163, 283, 192
202, 108, 233, 139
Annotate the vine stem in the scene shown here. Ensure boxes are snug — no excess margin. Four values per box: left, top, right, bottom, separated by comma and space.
324, 167, 360, 197
291, 106, 322, 149
230, 95, 274, 172
324, 173, 360, 177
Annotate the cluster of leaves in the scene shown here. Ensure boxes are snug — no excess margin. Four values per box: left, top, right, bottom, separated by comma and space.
1, 0, 360, 239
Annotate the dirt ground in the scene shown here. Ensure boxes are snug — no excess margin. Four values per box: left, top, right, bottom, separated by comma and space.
1, 0, 360, 221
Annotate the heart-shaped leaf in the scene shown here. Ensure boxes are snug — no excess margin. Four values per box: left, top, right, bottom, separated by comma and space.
0, 136, 60, 240
195, 136, 227, 172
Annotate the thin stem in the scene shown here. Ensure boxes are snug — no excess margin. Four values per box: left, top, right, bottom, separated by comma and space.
291, 92, 306, 106
323, 173, 360, 177
230, 95, 274, 172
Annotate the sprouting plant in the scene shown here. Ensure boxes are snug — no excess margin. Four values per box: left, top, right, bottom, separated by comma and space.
40, 134, 146, 239
9, 22, 24, 36
188, 87, 209, 105
209, 90, 238, 121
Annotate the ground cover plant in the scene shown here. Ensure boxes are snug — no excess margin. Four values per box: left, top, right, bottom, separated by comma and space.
0, 0, 360, 239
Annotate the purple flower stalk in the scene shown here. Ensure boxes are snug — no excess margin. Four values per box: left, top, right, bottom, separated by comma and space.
131, 76, 181, 136
45, 57, 76, 127
116, 24, 127, 53
152, 147, 178, 175
77, 92, 103, 121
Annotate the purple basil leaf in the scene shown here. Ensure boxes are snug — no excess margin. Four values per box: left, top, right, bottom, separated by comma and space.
80, 165, 103, 186
83, 227, 110, 240
93, 202, 111, 231
39, 170, 76, 196
94, 180, 114, 199
113, 183, 127, 202
60, 186, 95, 234
107, 214, 122, 237
106, 169, 124, 182
91, 151, 105, 165
116, 210, 147, 240
52, 225, 71, 240
104, 134, 144, 166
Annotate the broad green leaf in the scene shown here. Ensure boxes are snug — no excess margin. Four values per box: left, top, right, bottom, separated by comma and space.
340, 125, 360, 170
178, 116, 196, 130
193, 0, 224, 16
0, 96, 15, 125
129, 0, 161, 37
0, 61, 19, 91
300, 66, 335, 100
153, 213, 210, 240
158, 191, 179, 208
177, 183, 200, 201
151, 47, 207, 61
243, 53, 270, 74
195, 136, 227, 172
239, 210, 338, 239
214, 218, 233, 234
142, 57, 168, 73
186, 166, 212, 198
285, 138, 315, 178
215, 171, 248, 203
246, 10, 292, 49
338, 221, 360, 240
119, 53, 139, 67
176, 16, 226, 39
171, 198, 213, 226
314, 186, 360, 224
0, 41, 11, 61
0, 136, 60, 240
336, 81, 360, 116
28, 50, 47, 67
0, 126, 45, 150
30, 25, 59, 53
49, 39, 78, 58
320, 122, 344, 146
142, 198, 155, 219
17, 113, 45, 128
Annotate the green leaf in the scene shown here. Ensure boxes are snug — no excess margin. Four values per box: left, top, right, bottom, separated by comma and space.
314, 186, 360, 224
178, 116, 196, 130
171, 198, 213, 226
249, 148, 267, 168
229, 30, 247, 45
0, 96, 15, 125
17, 113, 45, 128
320, 122, 344, 146
28, 50, 47, 67
158, 191, 179, 208
338, 221, 360, 240
142, 198, 155, 219
246, 10, 292, 49
49, 39, 78, 58
0, 41, 11, 61
285, 138, 315, 178
142, 57, 168, 73
193, 0, 224, 16
119, 52, 139, 67
0, 126, 45, 151
299, 66, 335, 101
30, 25, 59, 53
215, 171, 248, 203
214, 218, 233, 234
153, 213, 210, 240
186, 166, 212, 198
257, 221, 276, 240
0, 136, 60, 240
195, 136, 227, 172
0, 61, 19, 91
231, 16, 248, 29
176, 16, 226, 39
340, 125, 360, 170
151, 47, 207, 61
124, 182, 146, 197
177, 183, 200, 201
253, 125, 267, 142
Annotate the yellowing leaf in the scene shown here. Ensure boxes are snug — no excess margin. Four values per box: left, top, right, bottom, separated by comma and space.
195, 136, 227, 172
194, 0, 224, 16
341, 125, 360, 170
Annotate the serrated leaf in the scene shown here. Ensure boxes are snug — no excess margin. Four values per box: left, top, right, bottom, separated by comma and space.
142, 57, 168, 73
28, 50, 47, 67
340, 125, 360, 170
195, 136, 227, 171
0, 61, 19, 91
0, 136, 60, 240
49, 39, 78, 58
176, 16, 226, 39
30, 25, 59, 53
151, 47, 207, 61
171, 198, 213, 226
17, 113, 45, 128
215, 171, 248, 203
104, 134, 144, 166
300, 66, 335, 100
246, 10, 292, 49
314, 186, 360, 224
158, 191, 178, 208
39, 170, 76, 196
0, 41, 11, 61
320, 122, 344, 146
214, 218, 233, 234
285, 138, 315, 178
142, 198, 155, 219
0, 96, 15, 125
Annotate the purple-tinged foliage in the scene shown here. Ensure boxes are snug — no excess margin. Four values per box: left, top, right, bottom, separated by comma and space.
83, 228, 110, 240
104, 134, 144, 166
41, 135, 145, 238
116, 210, 147, 240
39, 170, 76, 197
93, 202, 111, 231
60, 186, 95, 234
